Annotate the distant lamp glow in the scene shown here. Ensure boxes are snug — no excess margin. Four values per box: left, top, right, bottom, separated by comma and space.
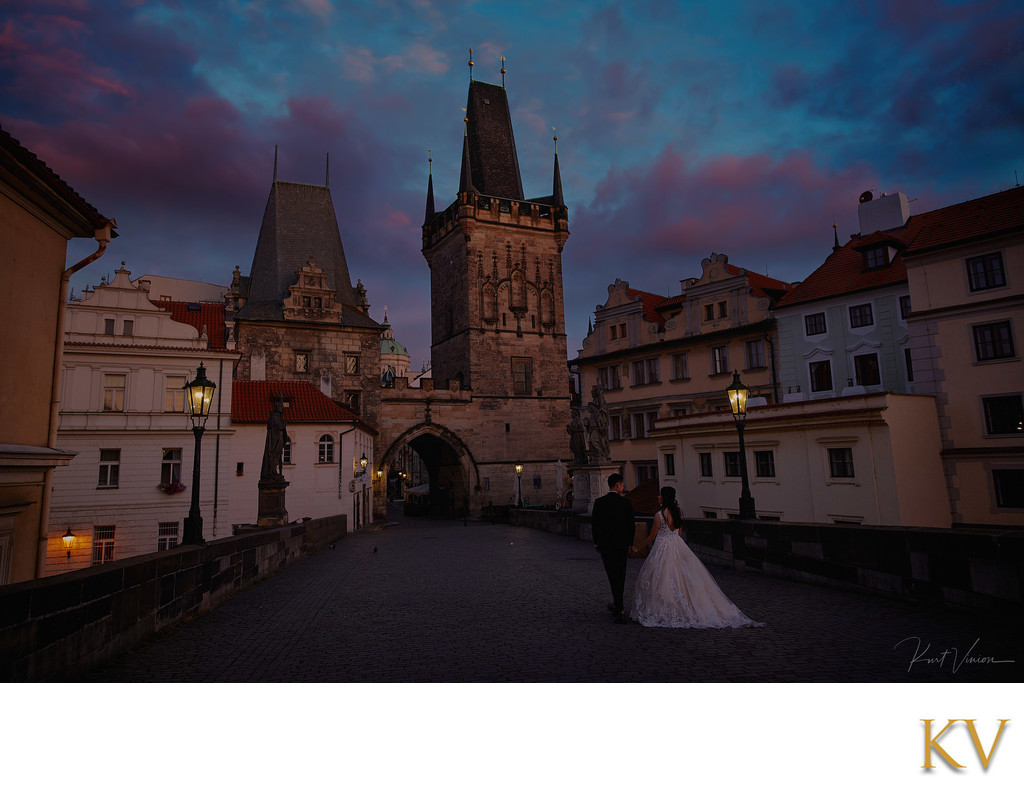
514, 462, 524, 507
727, 370, 749, 419
360, 453, 368, 471
62, 527, 74, 560
725, 371, 756, 520
184, 363, 217, 428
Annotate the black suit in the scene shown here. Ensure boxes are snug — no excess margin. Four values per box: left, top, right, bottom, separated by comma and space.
592, 490, 635, 613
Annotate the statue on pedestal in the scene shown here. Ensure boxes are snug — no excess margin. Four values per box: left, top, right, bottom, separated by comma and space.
261, 397, 286, 482
586, 386, 610, 462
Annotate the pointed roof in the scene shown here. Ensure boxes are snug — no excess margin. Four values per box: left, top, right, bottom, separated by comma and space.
236, 179, 375, 327
552, 151, 564, 208
462, 81, 524, 200
424, 164, 435, 225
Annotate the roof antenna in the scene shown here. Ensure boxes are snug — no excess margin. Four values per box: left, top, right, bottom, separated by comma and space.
273, 145, 278, 181
325, 153, 330, 187
501, 55, 506, 88
468, 48, 474, 81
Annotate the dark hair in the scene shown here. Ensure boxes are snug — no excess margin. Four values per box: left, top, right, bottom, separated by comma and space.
660, 486, 683, 528
607, 472, 624, 488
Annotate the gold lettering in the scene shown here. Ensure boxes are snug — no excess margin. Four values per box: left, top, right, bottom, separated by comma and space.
922, 719, 965, 769
963, 719, 1010, 770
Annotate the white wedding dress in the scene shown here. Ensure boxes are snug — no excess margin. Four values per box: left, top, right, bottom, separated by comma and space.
632, 512, 763, 628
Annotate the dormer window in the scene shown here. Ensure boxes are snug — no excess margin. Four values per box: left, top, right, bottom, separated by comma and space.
865, 245, 888, 269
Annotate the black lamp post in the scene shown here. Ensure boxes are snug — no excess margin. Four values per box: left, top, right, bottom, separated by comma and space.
514, 462, 524, 507
182, 363, 217, 545
726, 370, 756, 520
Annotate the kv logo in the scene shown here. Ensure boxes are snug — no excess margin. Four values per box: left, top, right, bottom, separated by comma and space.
922, 719, 1010, 770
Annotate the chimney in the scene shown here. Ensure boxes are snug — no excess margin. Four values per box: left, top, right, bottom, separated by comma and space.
858, 191, 910, 233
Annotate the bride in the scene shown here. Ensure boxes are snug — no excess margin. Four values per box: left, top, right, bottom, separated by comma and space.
630, 487, 762, 628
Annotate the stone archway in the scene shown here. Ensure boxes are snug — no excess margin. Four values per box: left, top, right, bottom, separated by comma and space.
377, 423, 479, 519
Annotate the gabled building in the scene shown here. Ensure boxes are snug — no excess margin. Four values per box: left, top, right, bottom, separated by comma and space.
46, 264, 239, 573
773, 192, 915, 401
0, 124, 116, 583
228, 380, 375, 531
573, 253, 792, 488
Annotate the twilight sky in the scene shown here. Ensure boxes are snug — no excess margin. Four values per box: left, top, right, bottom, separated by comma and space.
3, 0, 1022, 370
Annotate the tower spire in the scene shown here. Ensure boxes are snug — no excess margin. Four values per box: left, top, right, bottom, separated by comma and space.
552, 128, 564, 208
468, 48, 474, 82
832, 222, 840, 252
501, 55, 505, 88
459, 112, 474, 193
424, 150, 436, 225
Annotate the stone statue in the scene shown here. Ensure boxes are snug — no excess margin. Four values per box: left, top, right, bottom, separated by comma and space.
587, 386, 610, 462
567, 406, 588, 465
260, 397, 287, 481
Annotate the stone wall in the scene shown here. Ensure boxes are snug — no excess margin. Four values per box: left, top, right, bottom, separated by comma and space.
0, 513, 346, 681
516, 509, 1023, 617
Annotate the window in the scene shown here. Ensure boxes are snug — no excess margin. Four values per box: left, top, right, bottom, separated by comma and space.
98, 449, 120, 488
865, 246, 887, 269
905, 348, 914, 383
609, 324, 617, 340
160, 449, 182, 486
344, 353, 360, 375
754, 450, 775, 477
103, 373, 126, 411
597, 364, 621, 390
983, 395, 1024, 435
609, 322, 627, 340
805, 313, 826, 336
608, 415, 623, 441
718, 301, 728, 318
849, 304, 873, 328
646, 357, 659, 384
345, 391, 361, 413
671, 353, 689, 380
634, 462, 658, 486
157, 522, 179, 551
703, 511, 717, 519
704, 303, 714, 321
670, 405, 688, 417
967, 252, 1006, 292
165, 375, 186, 412
318, 435, 335, 464
664, 453, 676, 476
632, 358, 659, 386
92, 525, 115, 565
122, 320, 134, 336
512, 357, 533, 395
993, 469, 1024, 508
809, 360, 833, 393
295, 351, 310, 373
724, 452, 742, 477
103, 318, 115, 335
899, 295, 912, 320
282, 434, 292, 465
974, 321, 1015, 361
854, 353, 881, 386
631, 411, 657, 439
745, 339, 765, 369
699, 453, 713, 477
711, 345, 729, 375
828, 448, 855, 478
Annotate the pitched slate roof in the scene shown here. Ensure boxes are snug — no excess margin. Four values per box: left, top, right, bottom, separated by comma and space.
232, 380, 371, 429
776, 185, 1024, 309
1, 123, 116, 237
236, 180, 378, 329
153, 300, 229, 349
462, 81, 525, 200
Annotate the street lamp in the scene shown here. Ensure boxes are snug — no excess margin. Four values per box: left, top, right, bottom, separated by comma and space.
726, 370, 756, 520
182, 362, 217, 545
360, 453, 368, 473
62, 526, 74, 560
514, 462, 524, 507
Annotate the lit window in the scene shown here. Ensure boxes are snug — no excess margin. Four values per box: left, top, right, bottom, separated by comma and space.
983, 395, 1024, 435
161, 449, 182, 486
973, 321, 1015, 361
809, 361, 833, 392
103, 373, 126, 411
849, 304, 873, 328
165, 375, 186, 412
805, 313, 826, 336
91, 525, 115, 565
318, 435, 335, 464
754, 450, 775, 477
828, 448, 855, 478
967, 253, 1006, 292
854, 353, 881, 386
98, 449, 120, 488
157, 522, 178, 551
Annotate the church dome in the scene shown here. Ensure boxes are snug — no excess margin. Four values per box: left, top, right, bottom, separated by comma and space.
379, 311, 409, 357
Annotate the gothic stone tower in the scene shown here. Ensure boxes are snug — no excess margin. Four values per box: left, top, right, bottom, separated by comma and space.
419, 78, 571, 503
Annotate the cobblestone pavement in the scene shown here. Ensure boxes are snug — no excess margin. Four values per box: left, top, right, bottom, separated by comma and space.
86, 510, 1022, 682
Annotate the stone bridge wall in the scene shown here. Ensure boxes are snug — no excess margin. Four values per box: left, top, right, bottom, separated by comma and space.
0, 514, 346, 681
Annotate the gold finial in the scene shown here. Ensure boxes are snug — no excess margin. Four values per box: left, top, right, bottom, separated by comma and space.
427, 149, 432, 173
501, 55, 505, 87
462, 107, 468, 135
468, 48, 474, 81
552, 126, 558, 154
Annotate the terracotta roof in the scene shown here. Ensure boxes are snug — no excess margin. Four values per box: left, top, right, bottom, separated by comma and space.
153, 300, 229, 348
625, 286, 669, 326
232, 380, 367, 426
776, 185, 1024, 309
731, 266, 794, 298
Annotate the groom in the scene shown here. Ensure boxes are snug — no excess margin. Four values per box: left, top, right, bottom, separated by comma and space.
592, 472, 635, 624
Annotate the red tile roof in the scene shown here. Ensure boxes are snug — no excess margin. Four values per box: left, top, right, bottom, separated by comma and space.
625, 286, 669, 325
153, 300, 229, 348
776, 185, 1024, 309
232, 380, 367, 427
